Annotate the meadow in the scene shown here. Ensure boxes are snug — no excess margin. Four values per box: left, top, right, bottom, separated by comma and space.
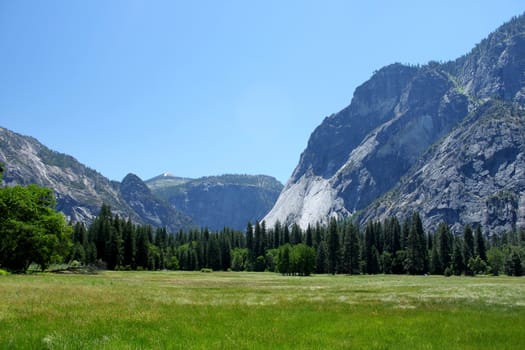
0, 271, 524, 349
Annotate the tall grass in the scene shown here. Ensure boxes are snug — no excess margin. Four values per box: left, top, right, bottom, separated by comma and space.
0, 272, 523, 349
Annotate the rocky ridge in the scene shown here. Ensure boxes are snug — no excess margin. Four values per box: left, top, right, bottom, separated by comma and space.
146, 173, 283, 231
264, 14, 525, 234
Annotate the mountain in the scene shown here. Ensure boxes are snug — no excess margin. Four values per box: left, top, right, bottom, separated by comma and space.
0, 127, 192, 232
120, 173, 193, 230
264, 14, 525, 235
146, 173, 283, 231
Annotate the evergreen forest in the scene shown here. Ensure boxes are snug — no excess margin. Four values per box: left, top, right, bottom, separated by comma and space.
1, 163, 524, 276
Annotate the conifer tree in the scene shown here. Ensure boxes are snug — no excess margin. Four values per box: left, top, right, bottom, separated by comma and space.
316, 241, 329, 274
305, 224, 313, 247
463, 224, 474, 275
327, 217, 340, 274
451, 236, 464, 275
291, 223, 302, 245
273, 221, 282, 248
342, 221, 360, 274
283, 225, 290, 245
277, 244, 291, 275
405, 212, 428, 274
437, 222, 452, 274
135, 226, 150, 270
122, 218, 136, 268
364, 221, 379, 274
474, 225, 487, 262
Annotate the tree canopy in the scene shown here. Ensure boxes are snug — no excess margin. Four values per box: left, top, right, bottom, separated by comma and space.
0, 185, 71, 272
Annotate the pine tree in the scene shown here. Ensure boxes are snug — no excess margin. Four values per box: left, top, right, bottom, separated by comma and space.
207, 235, 222, 271
437, 222, 452, 274
277, 244, 291, 275
327, 217, 340, 274
364, 221, 379, 274
474, 225, 487, 262
401, 217, 411, 250
122, 218, 136, 269
342, 221, 360, 274
273, 221, 282, 248
105, 214, 123, 270
245, 222, 254, 268
430, 234, 440, 275
463, 224, 474, 275
316, 241, 329, 274
283, 225, 290, 245
451, 236, 464, 275
254, 221, 263, 258
405, 212, 428, 274
305, 224, 313, 247
135, 226, 150, 270
291, 223, 302, 245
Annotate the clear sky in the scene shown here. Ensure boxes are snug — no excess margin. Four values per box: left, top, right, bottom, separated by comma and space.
1, 1, 523, 184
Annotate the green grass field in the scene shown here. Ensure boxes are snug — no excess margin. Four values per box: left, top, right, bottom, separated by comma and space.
0, 271, 524, 349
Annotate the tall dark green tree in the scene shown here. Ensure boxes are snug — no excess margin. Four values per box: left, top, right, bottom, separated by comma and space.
277, 244, 291, 275
71, 222, 88, 264
474, 225, 487, 262
404, 212, 428, 274
245, 222, 254, 268
463, 224, 474, 275
450, 236, 464, 275
273, 221, 282, 248
207, 235, 222, 270
327, 217, 340, 274
122, 218, 136, 268
363, 221, 380, 274
291, 223, 302, 245
436, 222, 453, 274
105, 214, 123, 270
135, 226, 150, 270
316, 241, 329, 274
342, 221, 360, 274
283, 225, 290, 245
305, 224, 313, 247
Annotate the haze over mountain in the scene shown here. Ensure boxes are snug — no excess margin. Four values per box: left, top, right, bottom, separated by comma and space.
264, 13, 525, 235
146, 174, 283, 231
0, 127, 282, 231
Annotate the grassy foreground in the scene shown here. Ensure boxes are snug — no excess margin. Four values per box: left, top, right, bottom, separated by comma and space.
0, 272, 524, 349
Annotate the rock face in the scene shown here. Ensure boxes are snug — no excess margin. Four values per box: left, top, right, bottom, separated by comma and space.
265, 14, 525, 234
0, 128, 192, 232
146, 174, 283, 231
0, 128, 281, 232
120, 173, 193, 231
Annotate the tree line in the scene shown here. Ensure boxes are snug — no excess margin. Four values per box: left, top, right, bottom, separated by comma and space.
1, 161, 524, 276
68, 204, 524, 277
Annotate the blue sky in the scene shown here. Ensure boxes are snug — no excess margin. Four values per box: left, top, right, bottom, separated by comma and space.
1, 1, 523, 184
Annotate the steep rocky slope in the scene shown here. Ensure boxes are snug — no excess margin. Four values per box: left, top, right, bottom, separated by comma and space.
0, 128, 192, 232
265, 14, 525, 234
120, 173, 193, 230
0, 127, 130, 222
147, 174, 283, 230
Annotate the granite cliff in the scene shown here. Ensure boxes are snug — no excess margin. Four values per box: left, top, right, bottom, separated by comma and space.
265, 14, 525, 234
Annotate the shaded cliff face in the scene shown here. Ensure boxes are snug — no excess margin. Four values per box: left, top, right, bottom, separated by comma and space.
362, 102, 525, 234
147, 174, 283, 231
265, 13, 525, 234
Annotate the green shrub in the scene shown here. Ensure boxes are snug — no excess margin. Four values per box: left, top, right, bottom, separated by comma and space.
0, 269, 9, 276
200, 268, 213, 273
